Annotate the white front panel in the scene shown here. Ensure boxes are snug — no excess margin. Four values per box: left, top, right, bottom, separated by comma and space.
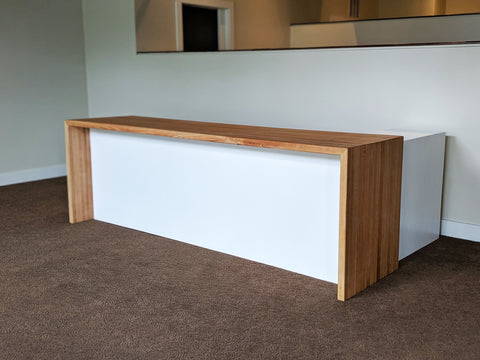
398, 132, 446, 259
372, 130, 446, 259
90, 130, 341, 283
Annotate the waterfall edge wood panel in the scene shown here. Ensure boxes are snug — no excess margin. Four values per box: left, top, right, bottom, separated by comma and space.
64, 116, 403, 301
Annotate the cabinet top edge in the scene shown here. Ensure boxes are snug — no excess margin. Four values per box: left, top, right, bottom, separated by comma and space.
65, 116, 402, 154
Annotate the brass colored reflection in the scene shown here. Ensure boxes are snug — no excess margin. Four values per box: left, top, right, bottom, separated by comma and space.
135, 0, 480, 52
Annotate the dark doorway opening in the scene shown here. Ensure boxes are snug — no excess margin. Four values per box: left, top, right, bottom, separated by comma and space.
182, 5, 219, 51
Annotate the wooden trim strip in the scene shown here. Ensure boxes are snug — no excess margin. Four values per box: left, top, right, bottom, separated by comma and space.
65, 124, 93, 224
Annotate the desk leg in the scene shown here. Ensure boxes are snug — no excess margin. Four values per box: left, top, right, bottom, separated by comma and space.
338, 138, 403, 301
65, 124, 93, 223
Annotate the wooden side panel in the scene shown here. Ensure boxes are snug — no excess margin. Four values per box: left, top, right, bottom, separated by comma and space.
377, 138, 403, 278
338, 137, 403, 301
65, 124, 93, 223
337, 151, 349, 300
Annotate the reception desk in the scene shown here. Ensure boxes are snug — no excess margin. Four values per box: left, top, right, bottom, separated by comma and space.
65, 116, 404, 301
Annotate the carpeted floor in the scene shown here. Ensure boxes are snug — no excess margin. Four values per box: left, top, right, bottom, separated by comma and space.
0, 177, 479, 359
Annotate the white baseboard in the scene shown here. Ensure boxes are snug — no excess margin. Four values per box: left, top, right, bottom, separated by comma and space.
441, 220, 480, 243
1, 166, 479, 245
0, 164, 66, 186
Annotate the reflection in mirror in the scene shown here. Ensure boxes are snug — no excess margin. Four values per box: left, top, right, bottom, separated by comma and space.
182, 5, 220, 51
135, 0, 480, 52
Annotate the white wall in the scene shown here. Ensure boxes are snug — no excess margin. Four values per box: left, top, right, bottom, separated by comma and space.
291, 13, 480, 48
82, 0, 480, 229
0, 0, 88, 185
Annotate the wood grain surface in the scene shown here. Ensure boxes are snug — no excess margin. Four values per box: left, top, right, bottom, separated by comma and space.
338, 138, 403, 300
65, 124, 93, 224
65, 116, 400, 155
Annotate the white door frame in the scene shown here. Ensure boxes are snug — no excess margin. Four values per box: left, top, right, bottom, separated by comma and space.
175, 0, 235, 51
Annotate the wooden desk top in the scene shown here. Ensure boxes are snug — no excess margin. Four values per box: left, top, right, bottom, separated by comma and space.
66, 116, 401, 155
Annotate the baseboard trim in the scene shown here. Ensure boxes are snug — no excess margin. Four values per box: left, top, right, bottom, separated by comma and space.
0, 164, 66, 186
1, 167, 479, 244
441, 220, 480, 243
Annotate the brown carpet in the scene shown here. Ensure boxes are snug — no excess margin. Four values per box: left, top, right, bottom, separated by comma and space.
0, 177, 479, 359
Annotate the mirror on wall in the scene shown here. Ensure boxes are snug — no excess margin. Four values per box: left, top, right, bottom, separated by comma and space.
135, 0, 480, 52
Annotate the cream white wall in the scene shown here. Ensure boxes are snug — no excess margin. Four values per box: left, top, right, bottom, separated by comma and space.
291, 13, 480, 48
379, 0, 437, 18
318, 0, 351, 21
82, 0, 480, 229
445, 0, 480, 15
234, 0, 290, 50
290, 0, 323, 24
135, 0, 176, 51
0, 0, 88, 185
